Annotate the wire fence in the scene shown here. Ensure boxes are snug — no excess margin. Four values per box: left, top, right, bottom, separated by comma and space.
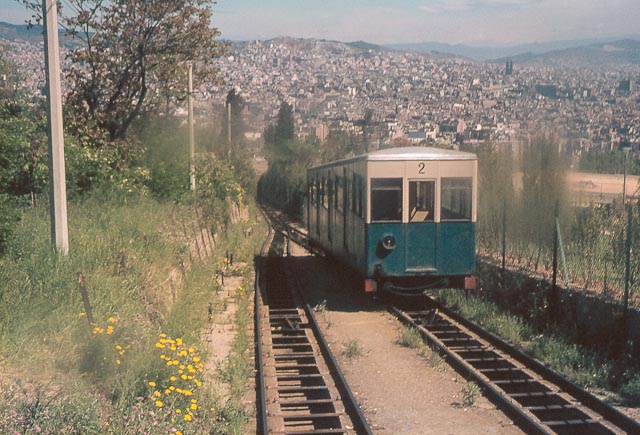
478, 200, 640, 309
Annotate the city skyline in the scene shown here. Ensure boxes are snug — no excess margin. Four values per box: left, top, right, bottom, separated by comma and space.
1, 0, 639, 47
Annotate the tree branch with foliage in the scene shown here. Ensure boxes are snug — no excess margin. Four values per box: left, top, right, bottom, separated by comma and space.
22, 0, 227, 143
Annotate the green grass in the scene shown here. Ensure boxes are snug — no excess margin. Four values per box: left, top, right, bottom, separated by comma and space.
343, 339, 364, 358
0, 193, 263, 434
462, 381, 481, 407
396, 326, 444, 367
437, 289, 640, 404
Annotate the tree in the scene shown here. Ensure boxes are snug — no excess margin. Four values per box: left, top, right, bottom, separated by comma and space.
220, 88, 246, 158
323, 129, 361, 162
25, 0, 226, 143
274, 101, 295, 145
520, 133, 567, 252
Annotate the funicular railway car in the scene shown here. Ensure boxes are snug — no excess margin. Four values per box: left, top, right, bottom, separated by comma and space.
306, 147, 477, 293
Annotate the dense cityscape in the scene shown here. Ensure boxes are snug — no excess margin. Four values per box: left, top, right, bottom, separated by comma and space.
4, 31, 640, 160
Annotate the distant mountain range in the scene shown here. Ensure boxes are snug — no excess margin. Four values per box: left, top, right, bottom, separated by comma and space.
0, 21, 80, 47
387, 37, 640, 62
3, 21, 639, 68
488, 39, 640, 67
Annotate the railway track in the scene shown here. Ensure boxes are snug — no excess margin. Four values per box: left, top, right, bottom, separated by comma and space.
255, 209, 372, 435
260, 206, 640, 434
390, 296, 640, 435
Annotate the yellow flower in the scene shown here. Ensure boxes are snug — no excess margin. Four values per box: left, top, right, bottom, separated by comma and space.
160, 333, 167, 338
181, 374, 188, 380
79, 312, 86, 317
115, 345, 123, 350
176, 409, 182, 414
107, 316, 116, 323
190, 403, 198, 410
106, 325, 114, 335
116, 359, 121, 365
155, 400, 163, 408
184, 414, 192, 422
191, 399, 197, 403
188, 347, 195, 353
176, 432, 183, 435
176, 338, 183, 346
149, 381, 156, 387
170, 376, 177, 382
193, 356, 200, 363
155, 342, 165, 349
153, 391, 161, 398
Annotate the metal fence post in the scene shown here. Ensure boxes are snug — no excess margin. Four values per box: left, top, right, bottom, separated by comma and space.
623, 204, 632, 344
550, 200, 560, 321
502, 195, 507, 274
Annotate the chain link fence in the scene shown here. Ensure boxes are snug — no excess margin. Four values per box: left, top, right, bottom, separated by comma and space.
478, 197, 640, 309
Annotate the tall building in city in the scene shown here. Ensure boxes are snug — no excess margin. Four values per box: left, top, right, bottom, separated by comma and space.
505, 59, 513, 75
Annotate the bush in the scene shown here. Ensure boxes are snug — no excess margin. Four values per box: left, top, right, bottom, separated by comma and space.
0, 194, 25, 255
618, 374, 640, 406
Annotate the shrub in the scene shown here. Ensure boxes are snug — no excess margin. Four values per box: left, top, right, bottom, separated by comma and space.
397, 327, 424, 350
343, 339, 364, 358
462, 381, 481, 407
619, 375, 640, 406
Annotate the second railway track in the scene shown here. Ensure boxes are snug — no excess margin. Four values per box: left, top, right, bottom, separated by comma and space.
255, 209, 372, 435
390, 296, 640, 435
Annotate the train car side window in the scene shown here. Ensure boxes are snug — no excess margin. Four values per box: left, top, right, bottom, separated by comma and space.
358, 175, 365, 219
321, 177, 327, 208
351, 174, 357, 212
409, 180, 435, 222
336, 176, 343, 211
441, 177, 472, 221
309, 178, 316, 206
371, 178, 403, 222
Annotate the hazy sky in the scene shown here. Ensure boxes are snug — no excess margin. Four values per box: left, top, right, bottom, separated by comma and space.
1, 0, 639, 46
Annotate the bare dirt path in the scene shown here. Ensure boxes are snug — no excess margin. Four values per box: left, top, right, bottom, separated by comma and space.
286, 248, 524, 435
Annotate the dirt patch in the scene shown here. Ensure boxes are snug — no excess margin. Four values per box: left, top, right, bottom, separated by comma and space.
285, 248, 524, 435
202, 272, 244, 397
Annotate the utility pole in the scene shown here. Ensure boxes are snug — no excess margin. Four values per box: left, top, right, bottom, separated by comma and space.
227, 99, 232, 160
188, 63, 195, 191
43, 0, 69, 255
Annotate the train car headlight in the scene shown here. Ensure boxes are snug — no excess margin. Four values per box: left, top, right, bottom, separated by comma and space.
381, 234, 396, 251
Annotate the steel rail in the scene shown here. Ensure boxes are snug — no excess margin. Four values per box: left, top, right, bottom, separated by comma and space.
256, 206, 373, 435
391, 306, 551, 434
255, 211, 276, 435
424, 297, 640, 435
391, 299, 637, 435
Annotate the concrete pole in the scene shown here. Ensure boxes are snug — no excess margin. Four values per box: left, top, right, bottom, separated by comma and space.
188, 63, 195, 191
227, 100, 232, 160
43, 0, 69, 255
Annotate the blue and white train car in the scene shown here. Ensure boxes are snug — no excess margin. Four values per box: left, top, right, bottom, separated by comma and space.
306, 147, 477, 293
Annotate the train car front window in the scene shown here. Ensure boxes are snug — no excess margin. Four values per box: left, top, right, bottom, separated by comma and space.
371, 178, 403, 222
441, 177, 472, 221
409, 180, 435, 222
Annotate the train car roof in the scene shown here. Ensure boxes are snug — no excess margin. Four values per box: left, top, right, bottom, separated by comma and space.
308, 146, 477, 171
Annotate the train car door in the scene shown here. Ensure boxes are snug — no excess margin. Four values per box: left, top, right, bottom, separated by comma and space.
405, 179, 437, 272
